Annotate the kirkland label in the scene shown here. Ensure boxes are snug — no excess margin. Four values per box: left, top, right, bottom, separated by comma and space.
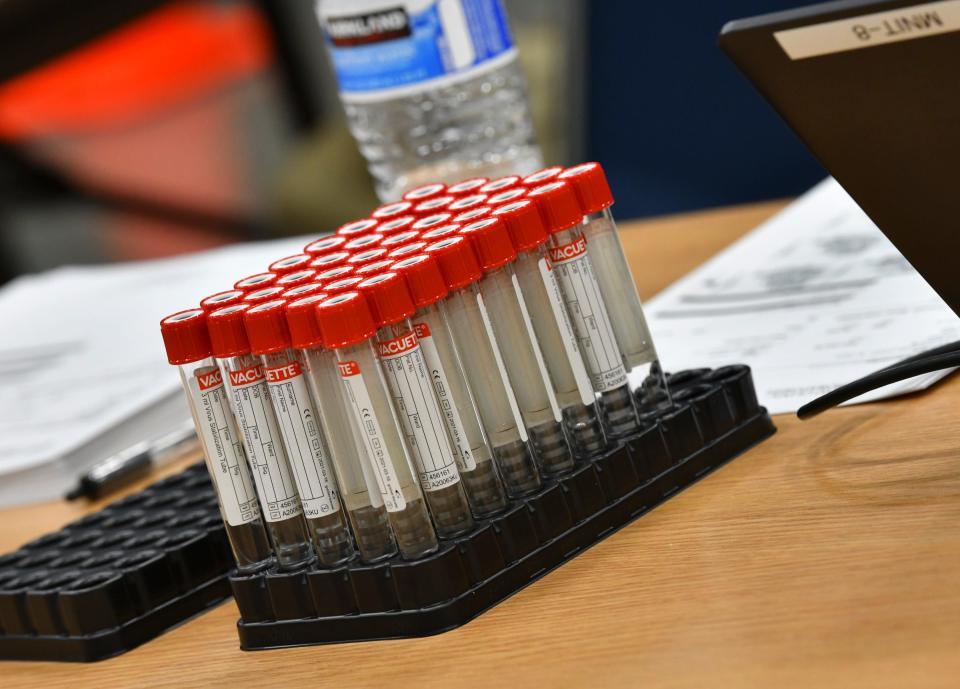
414, 321, 477, 472
377, 329, 460, 491
227, 363, 303, 522
538, 257, 595, 407
318, 0, 516, 101
548, 234, 629, 393
189, 367, 261, 526
510, 272, 562, 423
265, 360, 341, 519
476, 292, 528, 441
338, 359, 407, 512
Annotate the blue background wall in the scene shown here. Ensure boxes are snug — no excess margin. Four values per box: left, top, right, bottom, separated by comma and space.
587, 0, 827, 218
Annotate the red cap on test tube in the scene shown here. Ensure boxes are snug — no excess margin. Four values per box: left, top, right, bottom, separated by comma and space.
447, 194, 488, 213
379, 231, 421, 251
207, 304, 252, 357
275, 269, 316, 289
355, 259, 395, 279
412, 213, 452, 231
347, 248, 388, 268
487, 187, 527, 206
491, 199, 548, 251
371, 201, 414, 220
344, 233, 384, 252
161, 309, 211, 364
390, 254, 448, 307
323, 275, 365, 295
268, 253, 312, 275
419, 223, 462, 242
200, 290, 244, 313
413, 196, 455, 217
245, 299, 291, 355
313, 265, 355, 284
304, 235, 347, 257
403, 182, 446, 202
459, 217, 517, 271
336, 218, 379, 237
447, 177, 489, 196
243, 286, 285, 306
452, 206, 492, 225
520, 166, 563, 187
359, 272, 416, 326
375, 216, 416, 236
558, 162, 614, 214
527, 181, 583, 233
315, 292, 377, 349
309, 251, 351, 271
479, 176, 520, 194
424, 236, 482, 290
387, 241, 428, 260
285, 293, 328, 349
234, 272, 277, 291
281, 282, 327, 300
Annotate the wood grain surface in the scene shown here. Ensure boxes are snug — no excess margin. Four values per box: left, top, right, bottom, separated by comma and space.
7, 199, 960, 689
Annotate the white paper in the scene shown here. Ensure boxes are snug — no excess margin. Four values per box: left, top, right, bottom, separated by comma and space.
636, 178, 960, 415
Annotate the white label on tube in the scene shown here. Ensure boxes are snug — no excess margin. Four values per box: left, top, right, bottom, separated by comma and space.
265, 360, 341, 519
511, 271, 562, 423
227, 363, 303, 522
377, 329, 460, 491
414, 321, 477, 472
538, 256, 595, 407
548, 233, 629, 393
476, 292, 528, 442
189, 367, 261, 526
338, 359, 407, 512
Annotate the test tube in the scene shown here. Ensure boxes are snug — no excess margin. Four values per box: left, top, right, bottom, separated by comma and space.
207, 304, 314, 570
456, 222, 576, 475
160, 309, 273, 573
245, 300, 355, 566
200, 290, 245, 313
391, 254, 508, 516
486, 204, 608, 459
528, 181, 640, 438
286, 294, 397, 562
520, 166, 563, 188
234, 272, 277, 292
358, 273, 475, 536
446, 177, 489, 196
268, 254, 313, 275
304, 235, 347, 258
423, 237, 541, 496
315, 292, 438, 559
559, 162, 670, 408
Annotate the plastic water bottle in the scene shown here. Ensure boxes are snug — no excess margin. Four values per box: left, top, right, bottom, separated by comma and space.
315, 0, 544, 201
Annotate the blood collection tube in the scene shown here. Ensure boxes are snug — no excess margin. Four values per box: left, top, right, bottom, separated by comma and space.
286, 294, 397, 562
378, 231, 421, 254
337, 218, 379, 237
347, 248, 389, 269
387, 241, 429, 261
371, 201, 415, 221
374, 216, 417, 237
479, 176, 520, 195
269, 254, 313, 275
304, 235, 347, 258
160, 309, 273, 572
452, 206, 492, 225
358, 273, 476, 535
245, 300, 356, 566
274, 269, 316, 290
315, 292, 438, 559
344, 234, 384, 252
355, 259, 396, 279
313, 265, 355, 284
457, 221, 577, 474
310, 251, 351, 272
528, 181, 640, 437
559, 163, 670, 407
207, 304, 314, 570
391, 254, 508, 516
446, 177, 488, 196
323, 276, 365, 295
281, 282, 327, 301
419, 224, 462, 243
424, 237, 541, 495
413, 196, 455, 218
243, 286, 285, 307
521, 166, 563, 187
200, 290, 245, 313
447, 194, 488, 215
234, 272, 277, 292
487, 187, 527, 206
403, 182, 446, 203
412, 213, 453, 232
490, 202, 608, 458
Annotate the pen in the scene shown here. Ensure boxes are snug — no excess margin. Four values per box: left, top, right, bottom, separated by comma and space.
65, 421, 199, 501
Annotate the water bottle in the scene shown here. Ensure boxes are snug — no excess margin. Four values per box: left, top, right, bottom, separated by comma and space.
315, 0, 544, 201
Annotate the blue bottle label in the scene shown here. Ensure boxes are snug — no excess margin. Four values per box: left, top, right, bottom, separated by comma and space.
319, 0, 516, 101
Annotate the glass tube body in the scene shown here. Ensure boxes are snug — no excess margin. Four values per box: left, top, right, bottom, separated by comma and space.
217, 352, 313, 570
333, 340, 438, 559
260, 349, 354, 566
476, 264, 574, 475
177, 357, 273, 572
412, 302, 507, 516
546, 226, 640, 438
373, 319, 474, 537
582, 209, 670, 408
301, 346, 396, 562
512, 247, 607, 460
443, 283, 542, 496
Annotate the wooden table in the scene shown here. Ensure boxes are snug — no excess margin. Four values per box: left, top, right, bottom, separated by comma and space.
8, 200, 960, 689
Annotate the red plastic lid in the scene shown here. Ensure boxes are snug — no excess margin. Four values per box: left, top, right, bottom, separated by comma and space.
380, 230, 420, 249
275, 269, 316, 288
324, 275, 365, 294
234, 272, 277, 291
403, 182, 446, 202
160, 309, 211, 364
309, 251, 351, 270
243, 286, 285, 305
447, 177, 489, 196
314, 265, 355, 284
207, 304, 252, 357
391, 254, 448, 307
424, 236, 482, 289
452, 206, 492, 225
371, 201, 414, 220
344, 233, 384, 252
315, 292, 376, 349
528, 181, 583, 233
281, 282, 327, 300
487, 187, 527, 206
387, 241, 428, 260
460, 217, 516, 271
491, 199, 548, 251
268, 253, 312, 275
359, 272, 415, 326
521, 166, 563, 187
559, 162, 614, 214
347, 248, 388, 267
304, 235, 347, 257
479, 176, 520, 194
448, 194, 488, 213
375, 216, 416, 236
285, 293, 328, 349
413, 196, 455, 217
245, 299, 291, 355
336, 218, 379, 237
355, 259, 394, 278
420, 224, 462, 242
412, 213, 452, 231
200, 290, 244, 313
